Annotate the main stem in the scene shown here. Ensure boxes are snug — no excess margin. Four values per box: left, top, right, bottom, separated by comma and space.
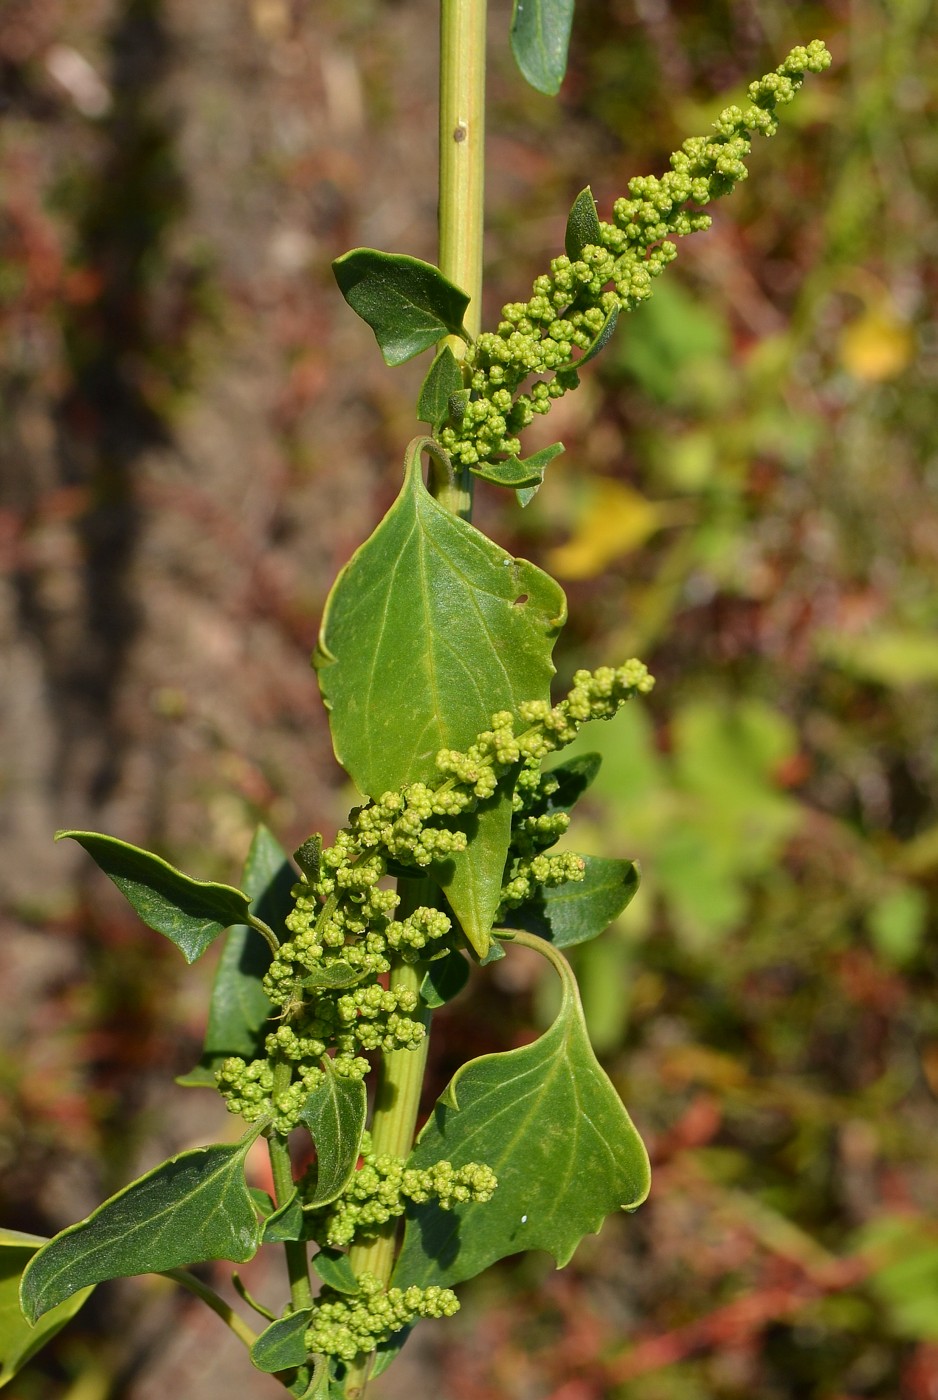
439, 0, 486, 346
433, 0, 487, 519
344, 884, 433, 1400
346, 9, 487, 1395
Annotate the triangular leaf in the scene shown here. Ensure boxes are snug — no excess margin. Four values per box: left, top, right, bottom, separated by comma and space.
565, 186, 601, 260
250, 1309, 313, 1373
510, 0, 575, 96
417, 346, 464, 429
0, 1235, 93, 1389
179, 826, 291, 1085
297, 1064, 367, 1209
314, 438, 566, 954
57, 830, 254, 964
471, 443, 565, 500
20, 1137, 261, 1321
332, 250, 470, 366
503, 854, 639, 947
393, 934, 649, 1289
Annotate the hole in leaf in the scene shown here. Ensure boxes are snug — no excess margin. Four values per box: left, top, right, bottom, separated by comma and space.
513, 594, 529, 607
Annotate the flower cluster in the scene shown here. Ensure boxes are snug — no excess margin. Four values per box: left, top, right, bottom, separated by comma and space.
304, 1132, 497, 1249
435, 42, 832, 472
305, 1272, 459, 1364
215, 662, 653, 1129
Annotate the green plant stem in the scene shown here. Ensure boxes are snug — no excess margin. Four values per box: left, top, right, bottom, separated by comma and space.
435, 0, 487, 520
439, 0, 486, 345
346, 10, 488, 1396
161, 1268, 259, 1349
268, 1065, 313, 1312
344, 880, 434, 1398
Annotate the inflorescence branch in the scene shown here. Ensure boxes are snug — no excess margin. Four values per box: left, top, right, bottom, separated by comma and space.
436, 42, 831, 472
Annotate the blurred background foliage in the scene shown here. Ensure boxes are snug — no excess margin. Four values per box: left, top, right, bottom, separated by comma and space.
1, 0, 936, 1396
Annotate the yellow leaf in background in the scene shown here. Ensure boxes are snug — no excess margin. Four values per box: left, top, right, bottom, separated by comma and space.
548, 479, 671, 580
839, 305, 914, 382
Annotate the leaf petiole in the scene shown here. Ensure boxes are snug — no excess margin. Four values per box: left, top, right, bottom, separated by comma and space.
246, 911, 280, 956
161, 1268, 259, 1350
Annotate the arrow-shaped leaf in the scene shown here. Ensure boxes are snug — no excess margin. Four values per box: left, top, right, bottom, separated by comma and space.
333, 250, 470, 366
20, 1138, 261, 1321
502, 854, 639, 947
471, 443, 565, 507
314, 438, 566, 954
392, 931, 649, 1289
57, 830, 256, 964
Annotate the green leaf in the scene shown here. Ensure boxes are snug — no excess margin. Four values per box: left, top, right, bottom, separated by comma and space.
332, 250, 470, 366
284, 1364, 315, 1399
262, 1192, 311, 1244
249, 1188, 275, 1219
565, 186, 601, 260
282, 1359, 333, 1400
20, 1138, 261, 1321
420, 949, 471, 1009
510, 0, 575, 95
314, 438, 567, 954
503, 855, 640, 948
293, 835, 322, 885
537, 752, 602, 815
57, 830, 254, 964
300, 962, 367, 990
448, 388, 470, 423
0, 1233, 93, 1389
417, 346, 464, 429
430, 780, 517, 959
297, 1064, 367, 1209
179, 826, 290, 1085
311, 1249, 360, 1294
393, 933, 649, 1289
370, 1329, 413, 1380
471, 443, 565, 500
578, 304, 619, 367
250, 1309, 313, 1373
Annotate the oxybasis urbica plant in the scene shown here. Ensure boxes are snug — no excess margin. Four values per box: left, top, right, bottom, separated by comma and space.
5, 8, 831, 1398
